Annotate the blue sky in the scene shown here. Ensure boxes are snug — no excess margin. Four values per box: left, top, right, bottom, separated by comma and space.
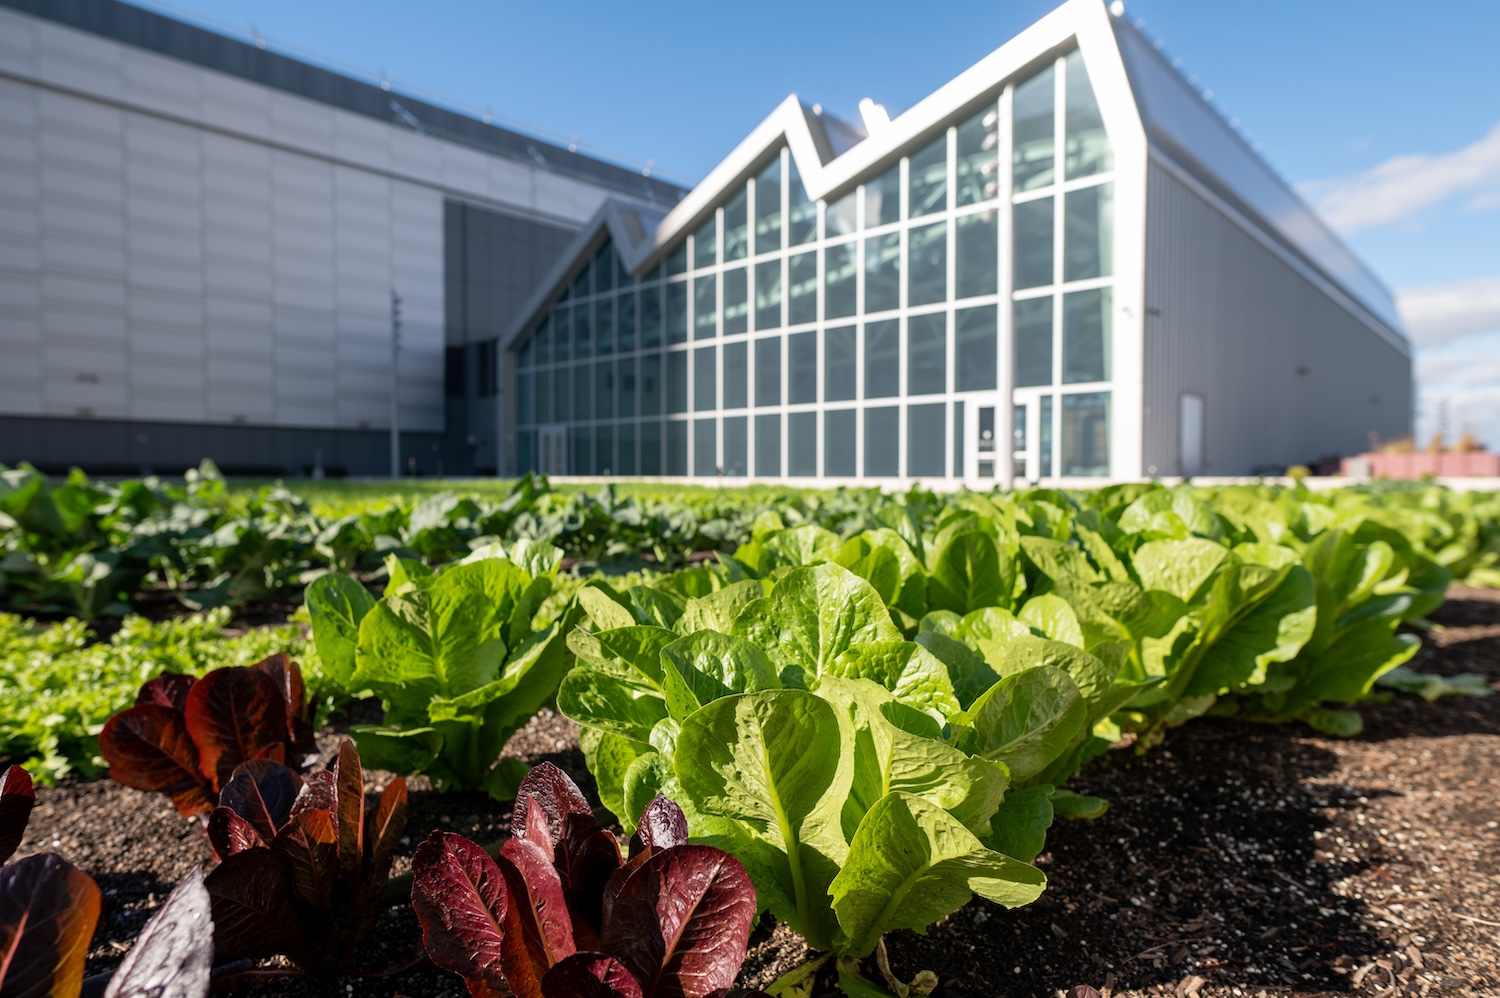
134, 0, 1500, 449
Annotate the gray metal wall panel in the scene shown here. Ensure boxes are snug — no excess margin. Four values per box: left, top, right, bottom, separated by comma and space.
1142, 163, 1412, 475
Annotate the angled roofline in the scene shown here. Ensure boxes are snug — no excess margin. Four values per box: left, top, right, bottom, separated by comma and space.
0, 0, 689, 204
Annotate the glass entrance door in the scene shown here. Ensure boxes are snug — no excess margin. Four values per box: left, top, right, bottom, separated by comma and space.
1011, 392, 1053, 483
538, 426, 566, 474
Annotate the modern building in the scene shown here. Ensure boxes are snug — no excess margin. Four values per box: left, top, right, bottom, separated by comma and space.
503, 0, 1412, 484
0, 0, 684, 476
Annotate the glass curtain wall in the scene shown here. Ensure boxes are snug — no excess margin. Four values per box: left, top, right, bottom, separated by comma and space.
514, 45, 1113, 479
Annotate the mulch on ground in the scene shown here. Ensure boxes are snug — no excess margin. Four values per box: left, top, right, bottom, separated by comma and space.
18, 587, 1499, 997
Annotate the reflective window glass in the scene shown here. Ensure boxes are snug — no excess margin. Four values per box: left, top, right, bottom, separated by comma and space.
953, 400, 965, 477
1013, 197, 1054, 290
518, 372, 532, 425
824, 242, 857, 319
1063, 288, 1111, 384
667, 421, 688, 475
724, 188, 749, 261
535, 315, 552, 364
723, 340, 748, 409
1064, 184, 1113, 282
755, 336, 781, 406
825, 409, 856, 477
755, 260, 782, 330
864, 319, 899, 399
865, 166, 900, 228
594, 245, 614, 293
535, 366, 551, 423
1014, 297, 1053, 387
1040, 395, 1053, 477
666, 351, 688, 413
574, 364, 592, 420
826, 191, 858, 238
666, 243, 688, 276
789, 252, 818, 325
640, 285, 662, 348
1065, 50, 1112, 180
641, 420, 662, 475
955, 210, 998, 299
694, 276, 717, 339
571, 426, 591, 475
694, 216, 717, 269
955, 305, 997, 392
596, 298, 614, 355
755, 413, 781, 476
789, 160, 817, 244
595, 425, 614, 475
1061, 392, 1109, 476
518, 339, 533, 371
572, 264, 590, 300
1013, 63, 1056, 192
618, 356, 636, 417
788, 411, 817, 477
865, 406, 899, 477
723, 416, 748, 476
640, 353, 661, 414
617, 423, 637, 476
554, 306, 571, 361
723, 267, 748, 335
554, 367, 570, 420
907, 312, 946, 395
596, 360, 614, 418
617, 291, 636, 351
957, 104, 1000, 206
825, 326, 857, 402
666, 281, 688, 343
909, 134, 948, 217
755, 158, 782, 254
907, 403, 946, 478
694, 417, 718, 475
694, 345, 717, 411
788, 330, 818, 405
908, 222, 947, 307
574, 303, 592, 358
864, 232, 901, 313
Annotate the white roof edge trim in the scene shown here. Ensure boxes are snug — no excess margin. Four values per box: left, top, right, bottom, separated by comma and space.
626, 0, 1117, 274
500, 198, 668, 351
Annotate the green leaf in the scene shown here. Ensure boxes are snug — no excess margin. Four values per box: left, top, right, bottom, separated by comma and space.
1018, 594, 1085, 649
576, 586, 637, 631
913, 631, 999, 710
1132, 539, 1231, 604
833, 537, 902, 606
677, 580, 766, 635
825, 641, 961, 724
566, 625, 678, 687
988, 636, 1114, 715
1048, 788, 1108, 819
660, 630, 782, 721
764, 524, 844, 567
732, 564, 901, 687
674, 690, 851, 949
557, 668, 669, 743
305, 574, 376, 689
1117, 488, 1225, 540
1188, 565, 1317, 697
956, 667, 1086, 782
580, 728, 652, 830
625, 586, 686, 629
830, 792, 1046, 957
1376, 664, 1492, 702
983, 784, 1054, 864
1302, 708, 1363, 737
348, 725, 443, 774
927, 531, 1012, 615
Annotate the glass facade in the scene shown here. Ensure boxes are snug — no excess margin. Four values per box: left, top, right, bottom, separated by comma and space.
514, 48, 1114, 480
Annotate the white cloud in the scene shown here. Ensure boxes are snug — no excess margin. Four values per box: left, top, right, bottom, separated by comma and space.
1396, 274, 1500, 348
1298, 123, 1500, 233
1413, 329, 1500, 449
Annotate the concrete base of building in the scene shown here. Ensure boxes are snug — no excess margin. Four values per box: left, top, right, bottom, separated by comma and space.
0, 414, 448, 478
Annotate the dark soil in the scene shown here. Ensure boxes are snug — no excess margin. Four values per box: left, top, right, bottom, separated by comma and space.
16, 588, 1499, 997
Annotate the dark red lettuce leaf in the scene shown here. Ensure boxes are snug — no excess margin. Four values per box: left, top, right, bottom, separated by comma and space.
560, 817, 623, 945
135, 673, 195, 711
0, 852, 102, 997
356, 776, 408, 938
205, 847, 311, 968
0, 764, 35, 863
251, 653, 317, 761
291, 769, 338, 817
331, 739, 364, 883
273, 809, 340, 912
602, 846, 756, 998
498, 835, 577, 966
629, 795, 689, 858
183, 667, 287, 789
207, 806, 265, 858
99, 704, 214, 817
102, 866, 213, 998
411, 830, 536, 998
703, 991, 773, 998
512, 762, 596, 847
542, 953, 644, 998
218, 759, 303, 845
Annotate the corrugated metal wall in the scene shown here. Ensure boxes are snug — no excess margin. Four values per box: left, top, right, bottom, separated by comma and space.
1142, 162, 1412, 475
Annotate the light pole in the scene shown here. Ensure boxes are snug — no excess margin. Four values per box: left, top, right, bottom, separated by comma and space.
390, 288, 402, 478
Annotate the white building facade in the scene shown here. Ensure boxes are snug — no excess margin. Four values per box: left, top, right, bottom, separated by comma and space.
504, 0, 1411, 484
0, 0, 682, 476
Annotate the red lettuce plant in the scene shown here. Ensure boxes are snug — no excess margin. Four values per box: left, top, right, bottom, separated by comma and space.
0, 764, 36, 863
99, 653, 317, 817
411, 762, 765, 998
203, 739, 408, 976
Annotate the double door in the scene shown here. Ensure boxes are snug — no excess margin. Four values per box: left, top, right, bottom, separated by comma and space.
962, 392, 1051, 486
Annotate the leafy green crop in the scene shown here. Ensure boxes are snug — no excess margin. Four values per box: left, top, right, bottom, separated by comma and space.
306, 542, 581, 799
